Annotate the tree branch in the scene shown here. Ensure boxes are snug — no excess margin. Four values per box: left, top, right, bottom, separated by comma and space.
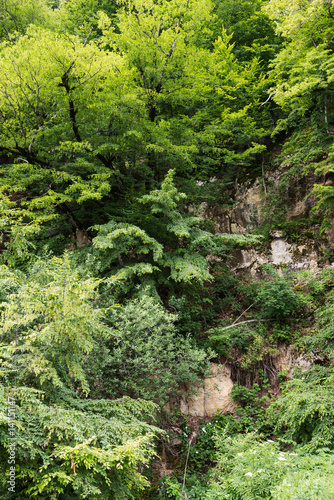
0, 145, 49, 167
217, 319, 270, 332
58, 64, 110, 167
231, 303, 255, 325
83, 27, 93, 47
56, 202, 91, 244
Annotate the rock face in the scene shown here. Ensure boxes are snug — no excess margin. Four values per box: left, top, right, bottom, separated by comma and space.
273, 345, 313, 377
217, 173, 330, 274
198, 167, 334, 272
201, 179, 263, 234
179, 350, 321, 418
231, 234, 321, 275
178, 169, 333, 420
229, 179, 262, 234
180, 363, 237, 417
271, 235, 293, 265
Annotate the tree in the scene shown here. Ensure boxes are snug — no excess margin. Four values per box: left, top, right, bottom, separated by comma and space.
0, 25, 135, 172
0, 0, 272, 262
267, 367, 334, 452
88, 295, 210, 407
0, 256, 161, 498
265, 0, 334, 134
88, 169, 257, 302
0, 255, 106, 393
0, 0, 54, 41
56, 0, 118, 40
101, 0, 269, 180
213, 0, 282, 67
0, 386, 159, 499
102, 0, 216, 179
0, 25, 141, 256
264, 0, 334, 223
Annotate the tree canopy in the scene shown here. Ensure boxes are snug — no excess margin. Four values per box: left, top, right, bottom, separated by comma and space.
2, 0, 334, 498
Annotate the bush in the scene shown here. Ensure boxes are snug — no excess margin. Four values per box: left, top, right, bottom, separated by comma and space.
230, 379, 270, 433
180, 412, 240, 472
89, 295, 211, 407
256, 269, 301, 321
272, 324, 292, 341
208, 324, 255, 356
267, 368, 334, 452
204, 432, 334, 500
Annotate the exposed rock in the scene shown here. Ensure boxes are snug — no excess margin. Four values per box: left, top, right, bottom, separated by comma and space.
230, 248, 267, 273
197, 166, 334, 269
76, 229, 91, 247
229, 179, 262, 233
291, 245, 319, 272
202, 204, 231, 233
67, 229, 91, 250
273, 345, 311, 376
270, 230, 284, 238
180, 363, 237, 417
181, 168, 333, 421
231, 237, 320, 275
271, 238, 293, 265
152, 442, 179, 480
287, 194, 317, 219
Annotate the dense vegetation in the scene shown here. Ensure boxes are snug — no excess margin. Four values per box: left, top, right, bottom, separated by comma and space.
1, 0, 334, 498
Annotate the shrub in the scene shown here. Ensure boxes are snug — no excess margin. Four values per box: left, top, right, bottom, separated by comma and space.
256, 269, 301, 321
267, 368, 334, 452
204, 432, 334, 500
180, 412, 240, 472
208, 324, 255, 356
90, 295, 211, 407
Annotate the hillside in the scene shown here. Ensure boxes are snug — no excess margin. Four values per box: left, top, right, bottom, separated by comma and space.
1, 1, 334, 499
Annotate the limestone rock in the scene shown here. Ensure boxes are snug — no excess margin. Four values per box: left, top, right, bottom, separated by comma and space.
273, 345, 313, 378
180, 363, 236, 417
230, 179, 262, 233
271, 238, 293, 265
231, 236, 320, 275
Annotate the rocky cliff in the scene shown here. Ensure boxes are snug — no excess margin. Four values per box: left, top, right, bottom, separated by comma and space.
181, 165, 334, 420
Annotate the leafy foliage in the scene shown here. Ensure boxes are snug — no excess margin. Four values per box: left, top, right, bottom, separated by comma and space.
89, 170, 257, 303
1, 0, 334, 497
87, 295, 210, 407
0, 255, 105, 393
179, 412, 239, 473
0, 0, 55, 41
0, 386, 160, 499
255, 268, 302, 321
268, 367, 334, 452
204, 432, 334, 500
0, 256, 163, 498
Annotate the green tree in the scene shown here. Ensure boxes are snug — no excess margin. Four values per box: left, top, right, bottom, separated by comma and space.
265, 0, 334, 138
102, 0, 269, 180
0, 386, 159, 499
268, 367, 334, 452
103, 0, 217, 179
262, 0, 334, 231
214, 0, 282, 67
89, 295, 210, 407
56, 0, 118, 40
0, 25, 141, 258
0, 0, 55, 41
0, 0, 272, 263
0, 256, 161, 498
0, 255, 106, 393
88, 170, 257, 301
